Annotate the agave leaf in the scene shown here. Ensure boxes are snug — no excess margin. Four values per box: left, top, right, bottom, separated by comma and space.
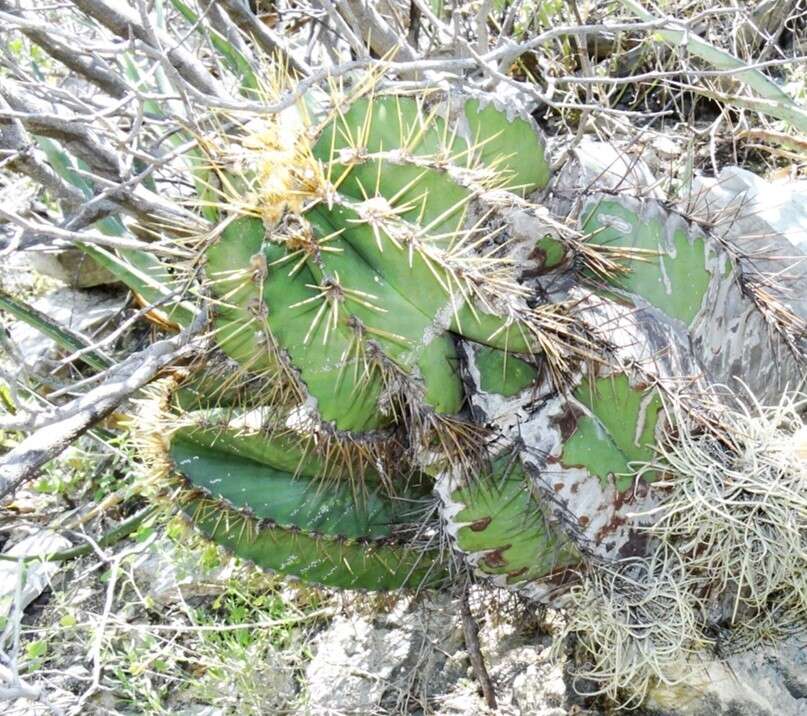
617, 0, 807, 132
0, 288, 113, 372
169, 0, 258, 92
81, 245, 197, 328
35, 137, 125, 237
34, 131, 198, 326
122, 55, 219, 221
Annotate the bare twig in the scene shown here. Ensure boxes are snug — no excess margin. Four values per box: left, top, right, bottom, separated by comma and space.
0, 309, 205, 499
460, 585, 497, 710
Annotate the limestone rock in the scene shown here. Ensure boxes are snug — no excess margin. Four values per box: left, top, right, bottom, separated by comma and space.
0, 530, 71, 623
646, 636, 807, 716
304, 596, 466, 714
550, 138, 664, 203
302, 595, 585, 715
27, 249, 118, 288
130, 536, 234, 606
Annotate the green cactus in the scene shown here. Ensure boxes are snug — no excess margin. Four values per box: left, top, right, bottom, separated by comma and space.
562, 372, 663, 492
197, 93, 563, 437
31, 79, 798, 600
580, 197, 717, 326
439, 454, 581, 599
142, 377, 446, 590
123, 87, 596, 590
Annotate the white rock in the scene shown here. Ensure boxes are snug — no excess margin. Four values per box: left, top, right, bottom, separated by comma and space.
552, 138, 664, 201
130, 536, 234, 606
689, 167, 807, 308
8, 287, 123, 372
646, 635, 807, 715
304, 614, 415, 713
0, 530, 71, 623
304, 595, 471, 714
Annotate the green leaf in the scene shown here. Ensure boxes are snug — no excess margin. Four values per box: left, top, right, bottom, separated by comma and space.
26, 640, 48, 659
79, 245, 197, 328
59, 613, 77, 628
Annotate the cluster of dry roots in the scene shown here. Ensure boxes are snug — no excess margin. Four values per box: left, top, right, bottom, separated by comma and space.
555, 550, 707, 708
558, 388, 807, 707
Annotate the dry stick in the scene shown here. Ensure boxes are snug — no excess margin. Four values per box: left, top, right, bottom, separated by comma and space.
69, 0, 224, 97
0, 83, 200, 234
0, 505, 157, 564
0, 311, 204, 500
616, 0, 807, 133
460, 585, 497, 710
0, 97, 85, 215
0, 207, 191, 257
216, 0, 310, 76
71, 545, 122, 715
0, 78, 122, 179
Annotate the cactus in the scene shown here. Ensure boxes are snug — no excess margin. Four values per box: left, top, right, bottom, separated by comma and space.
28, 74, 802, 607
130, 87, 602, 591
121, 77, 804, 613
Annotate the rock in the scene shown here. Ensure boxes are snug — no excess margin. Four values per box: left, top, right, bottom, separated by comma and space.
689, 167, 807, 292
511, 658, 567, 715
550, 138, 664, 204
305, 615, 403, 712
645, 636, 807, 716
302, 593, 584, 715
27, 248, 118, 288
481, 619, 574, 716
1, 252, 39, 295
175, 705, 227, 716
7, 286, 123, 372
649, 134, 683, 161
0, 530, 71, 623
130, 536, 234, 606
304, 594, 466, 714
